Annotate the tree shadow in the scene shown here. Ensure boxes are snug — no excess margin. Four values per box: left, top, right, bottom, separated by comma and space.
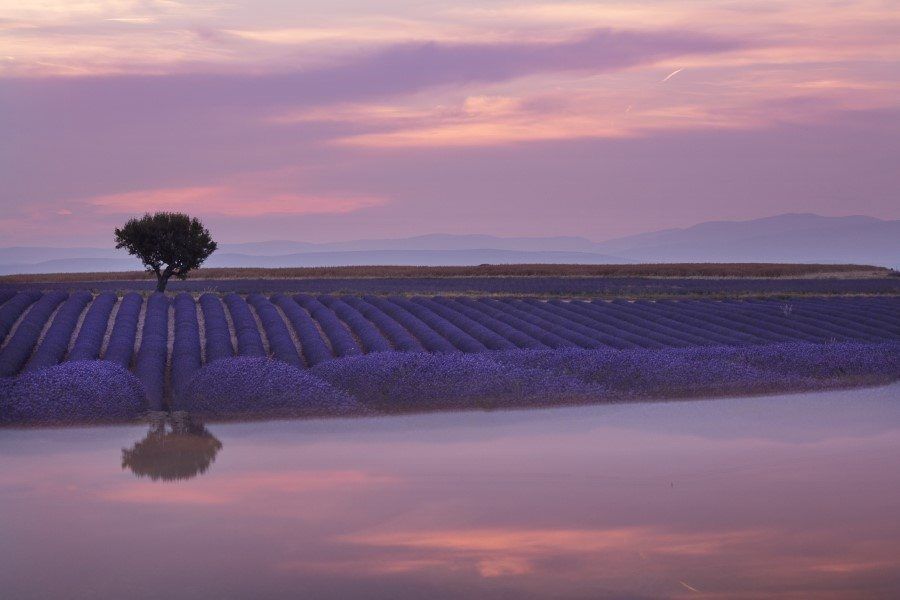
122, 412, 222, 481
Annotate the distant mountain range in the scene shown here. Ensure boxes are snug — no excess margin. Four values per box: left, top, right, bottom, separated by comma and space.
594, 214, 900, 265
1, 213, 897, 275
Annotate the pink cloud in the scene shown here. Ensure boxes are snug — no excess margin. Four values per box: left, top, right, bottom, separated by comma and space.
87, 185, 386, 217
2, 2, 899, 246
330, 526, 775, 579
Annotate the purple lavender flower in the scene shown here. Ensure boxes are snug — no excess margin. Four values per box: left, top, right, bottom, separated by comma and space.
68, 292, 117, 361
134, 293, 169, 410
247, 293, 302, 366
0, 292, 42, 345
103, 292, 143, 368
223, 293, 265, 357
24, 291, 92, 372
1, 360, 146, 424
0, 291, 67, 377
320, 295, 394, 353
178, 356, 360, 418
312, 351, 604, 412
272, 293, 333, 365
295, 294, 361, 357
171, 293, 202, 401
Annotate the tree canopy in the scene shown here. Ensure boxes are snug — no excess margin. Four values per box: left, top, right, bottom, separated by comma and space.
115, 212, 217, 292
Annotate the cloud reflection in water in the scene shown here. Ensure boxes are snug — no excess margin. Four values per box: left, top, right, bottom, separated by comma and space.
1, 385, 899, 598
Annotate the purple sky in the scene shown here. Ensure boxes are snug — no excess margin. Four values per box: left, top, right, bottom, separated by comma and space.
2, 0, 898, 245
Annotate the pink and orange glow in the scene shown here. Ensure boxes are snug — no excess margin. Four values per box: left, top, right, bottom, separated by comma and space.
2, 0, 899, 244
2, 387, 900, 598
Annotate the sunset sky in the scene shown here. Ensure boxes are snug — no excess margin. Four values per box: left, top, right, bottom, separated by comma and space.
2, 0, 898, 245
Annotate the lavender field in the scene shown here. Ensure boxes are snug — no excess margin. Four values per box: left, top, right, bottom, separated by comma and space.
0, 290, 897, 424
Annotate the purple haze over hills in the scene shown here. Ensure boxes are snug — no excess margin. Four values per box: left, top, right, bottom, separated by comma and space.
0, 214, 897, 275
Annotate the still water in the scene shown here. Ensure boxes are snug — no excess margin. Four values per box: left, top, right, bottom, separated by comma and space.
2, 384, 900, 599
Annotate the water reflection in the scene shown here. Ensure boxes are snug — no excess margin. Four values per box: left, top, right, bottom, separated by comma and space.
121, 413, 222, 481
2, 384, 899, 599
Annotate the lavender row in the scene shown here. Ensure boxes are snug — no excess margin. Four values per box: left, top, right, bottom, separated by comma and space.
103, 293, 143, 368
388, 296, 486, 353
580, 301, 691, 347
67, 292, 117, 361
432, 297, 542, 349
499, 299, 618, 349
223, 293, 265, 357
171, 293, 202, 400
805, 298, 900, 331
721, 300, 870, 342
0, 292, 41, 345
294, 294, 361, 357
363, 295, 456, 353
248, 294, 301, 366
740, 299, 897, 341
411, 297, 516, 351
319, 296, 393, 353
342, 296, 422, 352
272, 294, 332, 366
455, 297, 575, 349
0, 292, 68, 377
134, 293, 168, 410
518, 299, 633, 349
24, 291, 92, 372
698, 300, 855, 343
628, 299, 761, 346
604, 300, 712, 346
199, 293, 233, 362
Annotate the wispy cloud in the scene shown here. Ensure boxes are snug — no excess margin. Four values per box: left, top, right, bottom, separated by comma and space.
88, 184, 387, 217
2, 27, 742, 103
2, 0, 899, 244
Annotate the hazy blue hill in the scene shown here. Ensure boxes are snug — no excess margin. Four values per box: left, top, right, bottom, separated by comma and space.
204, 249, 628, 268
216, 234, 600, 254
595, 214, 883, 252
320, 234, 599, 252
1, 214, 897, 274
0, 249, 627, 274
0, 258, 137, 274
0, 246, 120, 264
597, 214, 899, 267
215, 240, 322, 255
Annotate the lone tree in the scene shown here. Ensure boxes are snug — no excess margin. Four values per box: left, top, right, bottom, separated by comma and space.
115, 212, 217, 292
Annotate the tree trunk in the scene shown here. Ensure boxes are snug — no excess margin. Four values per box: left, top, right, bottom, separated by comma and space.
156, 273, 170, 292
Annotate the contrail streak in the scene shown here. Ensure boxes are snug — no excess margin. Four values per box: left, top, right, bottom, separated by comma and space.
662, 68, 684, 82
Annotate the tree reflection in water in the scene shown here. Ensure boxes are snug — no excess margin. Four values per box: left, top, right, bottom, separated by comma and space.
122, 412, 222, 481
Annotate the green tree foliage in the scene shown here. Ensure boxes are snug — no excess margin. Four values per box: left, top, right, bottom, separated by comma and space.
115, 212, 217, 292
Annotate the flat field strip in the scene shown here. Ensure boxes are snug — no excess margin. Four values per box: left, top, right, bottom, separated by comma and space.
1, 263, 891, 284
2, 276, 899, 297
